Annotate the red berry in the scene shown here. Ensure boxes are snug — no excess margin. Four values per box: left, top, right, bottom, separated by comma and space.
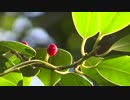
21, 41, 28, 45
47, 43, 58, 56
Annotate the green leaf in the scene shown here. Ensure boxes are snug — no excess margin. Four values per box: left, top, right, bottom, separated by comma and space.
109, 34, 130, 52
36, 48, 72, 86
37, 69, 57, 86
81, 57, 116, 86
0, 41, 36, 58
72, 12, 99, 38
59, 73, 93, 86
82, 68, 117, 86
34, 48, 47, 60
22, 77, 32, 86
0, 45, 9, 54
48, 48, 72, 68
3, 51, 22, 65
20, 66, 40, 77
0, 71, 23, 86
0, 77, 16, 86
0, 51, 22, 74
97, 56, 130, 86
0, 55, 12, 74
1, 51, 40, 77
99, 12, 130, 37
17, 77, 32, 86
83, 56, 103, 66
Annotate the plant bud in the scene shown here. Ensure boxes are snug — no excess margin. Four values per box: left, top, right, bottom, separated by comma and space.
47, 43, 58, 56
21, 41, 28, 45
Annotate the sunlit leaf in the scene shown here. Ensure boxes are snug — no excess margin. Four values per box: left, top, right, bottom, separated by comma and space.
99, 12, 130, 37
0, 77, 16, 86
22, 77, 32, 86
72, 12, 99, 38
0, 71, 23, 86
97, 56, 130, 86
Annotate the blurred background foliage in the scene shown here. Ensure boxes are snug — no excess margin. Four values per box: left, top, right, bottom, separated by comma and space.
0, 12, 130, 60
0, 12, 130, 85
0, 12, 83, 61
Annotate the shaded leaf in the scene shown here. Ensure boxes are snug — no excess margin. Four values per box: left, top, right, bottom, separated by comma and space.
0, 45, 9, 54
0, 41, 36, 58
59, 73, 93, 86
36, 48, 72, 86
0, 52, 21, 74
109, 34, 130, 52
20, 66, 40, 77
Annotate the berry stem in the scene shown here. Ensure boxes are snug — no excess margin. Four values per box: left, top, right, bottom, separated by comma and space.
44, 53, 50, 62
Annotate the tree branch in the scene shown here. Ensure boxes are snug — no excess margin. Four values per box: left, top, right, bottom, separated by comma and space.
0, 48, 96, 77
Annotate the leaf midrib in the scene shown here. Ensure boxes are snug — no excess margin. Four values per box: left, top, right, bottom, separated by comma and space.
0, 77, 16, 86
111, 43, 130, 50
101, 12, 117, 34
98, 65, 130, 75
85, 12, 91, 37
